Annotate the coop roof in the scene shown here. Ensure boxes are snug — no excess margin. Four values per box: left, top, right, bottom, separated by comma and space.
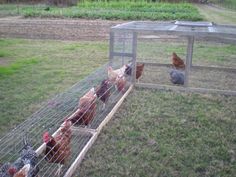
111, 21, 236, 38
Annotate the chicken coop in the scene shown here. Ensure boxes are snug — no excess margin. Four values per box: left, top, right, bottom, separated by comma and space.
109, 21, 236, 95
0, 63, 133, 177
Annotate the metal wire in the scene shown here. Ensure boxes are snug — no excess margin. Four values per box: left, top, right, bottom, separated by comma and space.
0, 62, 133, 177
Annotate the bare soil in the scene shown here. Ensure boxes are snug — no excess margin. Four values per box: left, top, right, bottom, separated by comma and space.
0, 16, 125, 41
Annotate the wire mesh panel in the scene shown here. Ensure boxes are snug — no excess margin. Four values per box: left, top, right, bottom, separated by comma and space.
0, 62, 133, 177
188, 38, 236, 91
111, 21, 236, 95
136, 35, 187, 86
113, 32, 133, 54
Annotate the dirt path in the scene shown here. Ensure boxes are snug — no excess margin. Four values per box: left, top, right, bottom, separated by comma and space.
0, 16, 125, 41
195, 4, 236, 24
1, 5, 236, 41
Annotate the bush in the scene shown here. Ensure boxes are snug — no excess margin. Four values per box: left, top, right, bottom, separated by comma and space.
47, 0, 78, 6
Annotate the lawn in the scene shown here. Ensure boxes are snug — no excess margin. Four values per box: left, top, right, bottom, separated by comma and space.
196, 4, 236, 24
78, 89, 236, 176
0, 38, 108, 135
0, 2, 203, 21
0, 35, 235, 176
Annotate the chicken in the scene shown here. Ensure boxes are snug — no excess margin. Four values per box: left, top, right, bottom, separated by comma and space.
116, 76, 127, 93
107, 65, 127, 83
69, 88, 97, 126
4, 158, 24, 177
43, 119, 72, 175
79, 88, 97, 112
172, 52, 185, 69
0, 162, 12, 177
95, 79, 111, 110
13, 164, 30, 177
125, 63, 145, 82
17, 136, 39, 177
169, 69, 185, 85
1, 137, 39, 177
136, 63, 145, 82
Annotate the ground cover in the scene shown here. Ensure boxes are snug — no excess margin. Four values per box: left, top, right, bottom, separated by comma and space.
0, 38, 108, 135
0, 2, 202, 21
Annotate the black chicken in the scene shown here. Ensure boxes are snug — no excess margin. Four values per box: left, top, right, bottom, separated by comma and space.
9, 136, 39, 177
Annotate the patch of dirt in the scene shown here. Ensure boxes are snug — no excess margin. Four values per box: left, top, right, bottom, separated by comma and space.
0, 58, 9, 66
0, 17, 125, 41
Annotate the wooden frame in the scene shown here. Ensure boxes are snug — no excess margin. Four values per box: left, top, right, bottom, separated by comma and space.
110, 21, 236, 96
135, 83, 236, 96
139, 61, 236, 72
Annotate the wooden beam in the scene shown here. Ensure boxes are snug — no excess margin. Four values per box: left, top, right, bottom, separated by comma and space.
185, 36, 194, 87
137, 61, 172, 67
192, 65, 236, 72
112, 52, 133, 58
135, 83, 236, 96
71, 126, 96, 135
132, 32, 137, 84
137, 61, 236, 73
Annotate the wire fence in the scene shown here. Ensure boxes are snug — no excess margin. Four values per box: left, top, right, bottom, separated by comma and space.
0, 61, 134, 177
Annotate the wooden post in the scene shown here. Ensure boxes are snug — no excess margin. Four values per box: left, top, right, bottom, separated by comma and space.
184, 36, 194, 87
132, 32, 137, 84
109, 31, 114, 66
122, 33, 125, 66
135, 83, 236, 96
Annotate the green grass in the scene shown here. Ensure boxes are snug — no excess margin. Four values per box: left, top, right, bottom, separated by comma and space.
0, 38, 108, 135
0, 57, 40, 75
0, 37, 235, 176
136, 39, 236, 67
210, 0, 236, 10
78, 89, 236, 176
0, 2, 203, 21
1, 37, 235, 136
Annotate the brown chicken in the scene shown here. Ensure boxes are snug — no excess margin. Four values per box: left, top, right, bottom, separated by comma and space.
68, 88, 97, 126
172, 52, 185, 69
136, 63, 145, 81
116, 76, 127, 93
42, 119, 72, 175
125, 63, 145, 82
95, 79, 111, 110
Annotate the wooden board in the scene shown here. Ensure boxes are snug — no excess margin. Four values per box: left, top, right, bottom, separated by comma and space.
139, 61, 236, 73
135, 83, 236, 96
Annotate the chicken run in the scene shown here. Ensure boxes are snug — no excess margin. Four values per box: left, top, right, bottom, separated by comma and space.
1, 21, 236, 177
